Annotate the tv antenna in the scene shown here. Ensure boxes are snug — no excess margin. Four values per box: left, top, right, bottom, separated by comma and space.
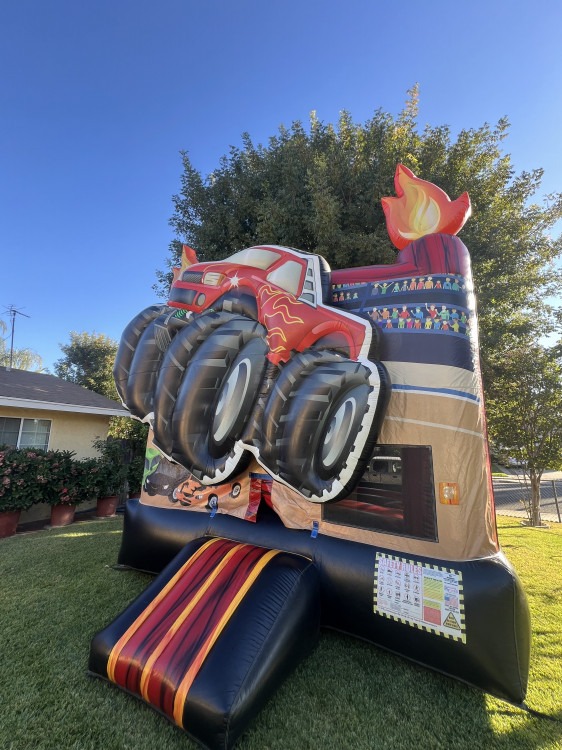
3, 305, 30, 369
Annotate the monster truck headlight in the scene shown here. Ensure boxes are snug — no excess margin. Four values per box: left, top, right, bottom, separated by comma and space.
202, 272, 225, 286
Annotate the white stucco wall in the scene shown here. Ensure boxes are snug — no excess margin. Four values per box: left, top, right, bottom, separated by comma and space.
0, 405, 110, 458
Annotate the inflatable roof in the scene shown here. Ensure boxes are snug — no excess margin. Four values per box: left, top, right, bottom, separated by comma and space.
89, 165, 530, 750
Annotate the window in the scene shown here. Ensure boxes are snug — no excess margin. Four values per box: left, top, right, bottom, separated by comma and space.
0, 417, 19, 447
266, 260, 304, 296
0, 417, 51, 451
225, 248, 281, 270
323, 445, 438, 540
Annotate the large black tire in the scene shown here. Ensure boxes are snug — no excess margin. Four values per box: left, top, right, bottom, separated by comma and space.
261, 350, 388, 502
152, 310, 246, 456
124, 308, 193, 420
169, 318, 268, 483
113, 305, 165, 405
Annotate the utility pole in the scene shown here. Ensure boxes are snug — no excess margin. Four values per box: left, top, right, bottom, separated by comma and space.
4, 305, 30, 369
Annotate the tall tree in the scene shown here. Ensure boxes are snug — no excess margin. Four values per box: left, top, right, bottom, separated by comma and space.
55, 330, 148, 453
0, 319, 43, 371
486, 341, 562, 525
54, 332, 119, 400
158, 88, 562, 371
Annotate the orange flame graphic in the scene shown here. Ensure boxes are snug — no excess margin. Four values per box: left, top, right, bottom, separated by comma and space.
381, 165, 471, 250
258, 284, 306, 361
172, 245, 199, 283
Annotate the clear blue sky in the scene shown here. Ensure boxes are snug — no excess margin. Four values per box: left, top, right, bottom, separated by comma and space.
1, 0, 561, 372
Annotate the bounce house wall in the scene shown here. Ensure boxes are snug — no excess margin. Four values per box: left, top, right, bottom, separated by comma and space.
325, 233, 497, 561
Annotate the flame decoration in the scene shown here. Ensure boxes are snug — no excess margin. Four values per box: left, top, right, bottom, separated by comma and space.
382, 165, 471, 250
258, 285, 305, 356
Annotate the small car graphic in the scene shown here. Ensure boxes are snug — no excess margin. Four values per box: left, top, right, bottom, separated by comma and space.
172, 477, 242, 509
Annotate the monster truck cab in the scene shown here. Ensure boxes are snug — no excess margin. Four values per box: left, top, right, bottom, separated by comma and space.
168, 245, 373, 365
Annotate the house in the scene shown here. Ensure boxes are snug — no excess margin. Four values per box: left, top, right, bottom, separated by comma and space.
0, 366, 130, 524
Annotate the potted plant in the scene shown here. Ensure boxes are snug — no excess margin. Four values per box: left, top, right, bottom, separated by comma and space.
73, 457, 100, 503
0, 447, 41, 538
93, 439, 129, 517
43, 450, 81, 528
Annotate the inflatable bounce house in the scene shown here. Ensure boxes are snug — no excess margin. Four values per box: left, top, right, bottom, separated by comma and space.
89, 165, 531, 749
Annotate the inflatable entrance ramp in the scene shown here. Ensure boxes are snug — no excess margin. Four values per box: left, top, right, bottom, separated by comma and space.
89, 537, 320, 750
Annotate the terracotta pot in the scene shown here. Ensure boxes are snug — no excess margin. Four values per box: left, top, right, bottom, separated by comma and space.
96, 495, 119, 518
0, 509, 21, 539
50, 503, 76, 528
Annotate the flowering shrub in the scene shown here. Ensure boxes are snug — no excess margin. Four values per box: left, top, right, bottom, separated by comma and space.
0, 442, 130, 512
92, 438, 128, 498
0, 448, 96, 510
74, 457, 102, 501
0, 448, 45, 511
48, 450, 80, 506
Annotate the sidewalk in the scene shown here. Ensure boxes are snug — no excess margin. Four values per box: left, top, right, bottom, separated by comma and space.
495, 507, 561, 524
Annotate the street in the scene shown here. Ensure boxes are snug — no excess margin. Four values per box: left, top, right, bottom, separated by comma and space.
493, 473, 562, 523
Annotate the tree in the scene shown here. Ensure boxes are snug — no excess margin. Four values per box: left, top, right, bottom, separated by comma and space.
486, 341, 562, 526
55, 330, 148, 458
159, 87, 562, 375
0, 319, 43, 371
54, 332, 119, 400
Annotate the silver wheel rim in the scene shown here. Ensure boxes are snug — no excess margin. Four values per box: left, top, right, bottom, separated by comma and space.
321, 396, 357, 469
212, 358, 251, 443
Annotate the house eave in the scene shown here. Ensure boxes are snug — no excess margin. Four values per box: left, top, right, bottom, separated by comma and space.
0, 396, 130, 418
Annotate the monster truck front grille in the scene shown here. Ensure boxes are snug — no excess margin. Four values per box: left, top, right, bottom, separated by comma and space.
169, 287, 197, 305
181, 271, 204, 283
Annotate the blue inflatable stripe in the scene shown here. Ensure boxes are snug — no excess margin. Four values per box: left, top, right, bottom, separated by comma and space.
379, 330, 474, 371
391, 384, 480, 404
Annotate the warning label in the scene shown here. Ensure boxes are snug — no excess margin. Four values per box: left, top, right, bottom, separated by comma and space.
373, 553, 466, 643
443, 611, 461, 630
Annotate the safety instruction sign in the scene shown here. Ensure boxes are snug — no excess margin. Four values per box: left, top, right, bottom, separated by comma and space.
374, 553, 466, 643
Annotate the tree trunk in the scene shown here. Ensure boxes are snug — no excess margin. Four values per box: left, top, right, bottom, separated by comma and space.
529, 472, 542, 527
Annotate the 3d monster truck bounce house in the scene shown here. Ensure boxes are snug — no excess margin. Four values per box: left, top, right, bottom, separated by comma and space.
89, 165, 531, 749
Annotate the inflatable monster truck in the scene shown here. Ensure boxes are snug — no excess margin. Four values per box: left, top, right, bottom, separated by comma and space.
114, 245, 389, 502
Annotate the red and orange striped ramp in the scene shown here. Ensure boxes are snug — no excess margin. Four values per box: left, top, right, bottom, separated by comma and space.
89, 537, 320, 750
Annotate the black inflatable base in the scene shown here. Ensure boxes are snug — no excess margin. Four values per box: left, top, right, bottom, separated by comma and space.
116, 500, 531, 707
90, 537, 320, 750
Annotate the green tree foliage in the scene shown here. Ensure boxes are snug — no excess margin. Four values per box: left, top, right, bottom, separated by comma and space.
106, 414, 149, 469
159, 87, 562, 366
54, 332, 119, 400
0, 319, 44, 371
486, 342, 562, 525
54, 330, 148, 457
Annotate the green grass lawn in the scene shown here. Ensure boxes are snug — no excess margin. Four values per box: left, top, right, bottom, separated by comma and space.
1, 517, 561, 750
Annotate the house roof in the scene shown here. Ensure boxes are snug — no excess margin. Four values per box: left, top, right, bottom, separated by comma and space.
0, 367, 130, 417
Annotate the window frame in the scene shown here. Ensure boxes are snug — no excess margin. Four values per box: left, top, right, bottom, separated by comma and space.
0, 416, 52, 451
322, 444, 438, 541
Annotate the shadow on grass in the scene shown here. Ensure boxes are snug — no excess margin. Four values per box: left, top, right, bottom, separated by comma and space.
239, 633, 562, 750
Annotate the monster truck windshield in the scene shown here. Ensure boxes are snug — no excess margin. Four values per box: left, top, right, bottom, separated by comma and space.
266, 260, 304, 296
225, 248, 281, 269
